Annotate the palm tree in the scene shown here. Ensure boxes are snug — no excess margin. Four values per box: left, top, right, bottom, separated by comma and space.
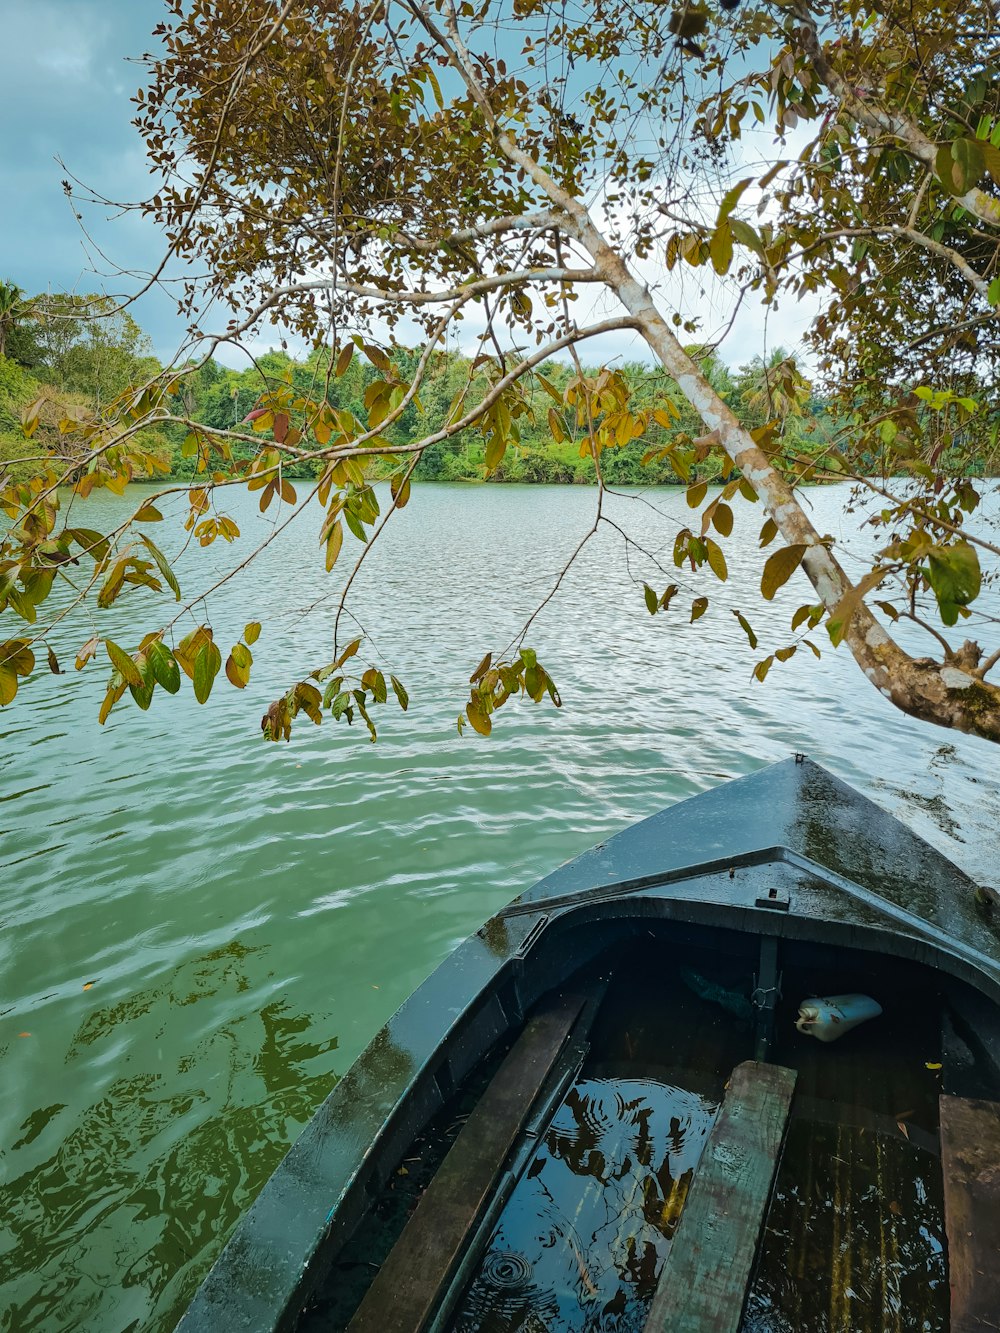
736, 347, 811, 427
0, 281, 37, 363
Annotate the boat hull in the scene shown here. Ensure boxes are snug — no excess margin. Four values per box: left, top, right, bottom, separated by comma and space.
177, 758, 1000, 1332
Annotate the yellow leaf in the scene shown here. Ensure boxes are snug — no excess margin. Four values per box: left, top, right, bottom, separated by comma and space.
466, 698, 492, 736
760, 544, 807, 600
705, 539, 728, 582
325, 519, 344, 572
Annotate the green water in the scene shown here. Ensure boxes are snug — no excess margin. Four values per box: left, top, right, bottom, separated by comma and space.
1, 483, 998, 1331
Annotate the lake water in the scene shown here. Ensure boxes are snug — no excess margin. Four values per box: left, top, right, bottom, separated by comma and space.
2, 481, 998, 1331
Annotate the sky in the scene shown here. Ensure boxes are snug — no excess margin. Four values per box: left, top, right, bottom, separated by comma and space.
1, 0, 820, 373
0, 0, 187, 354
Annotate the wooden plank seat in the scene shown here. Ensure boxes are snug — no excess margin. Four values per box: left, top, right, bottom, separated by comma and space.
939, 1094, 1000, 1333
347, 991, 585, 1333
643, 1059, 797, 1333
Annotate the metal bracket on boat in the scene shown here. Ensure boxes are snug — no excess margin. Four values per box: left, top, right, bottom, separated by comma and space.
752, 935, 782, 1062
755, 885, 790, 912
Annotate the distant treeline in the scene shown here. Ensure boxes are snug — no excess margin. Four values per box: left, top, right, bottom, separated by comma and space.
1, 279, 844, 486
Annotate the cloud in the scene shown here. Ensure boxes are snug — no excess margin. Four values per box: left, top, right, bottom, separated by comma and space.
1, 0, 186, 357
2, 3, 823, 377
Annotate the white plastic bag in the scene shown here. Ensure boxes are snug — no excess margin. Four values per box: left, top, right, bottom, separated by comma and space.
795, 993, 882, 1043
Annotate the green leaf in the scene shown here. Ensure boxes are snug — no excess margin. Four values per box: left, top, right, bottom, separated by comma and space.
686, 480, 708, 508
761, 544, 807, 600
105, 640, 143, 688
390, 674, 409, 711
729, 217, 763, 256
927, 543, 981, 626
690, 596, 709, 622
1, 640, 35, 676
193, 640, 222, 704
719, 176, 753, 222
8, 584, 38, 622
485, 433, 507, 470
709, 224, 734, 276
64, 528, 111, 562
643, 583, 658, 614
952, 137, 985, 192
244, 621, 261, 645
148, 641, 181, 694
128, 655, 155, 711
362, 667, 387, 703
139, 534, 181, 601
733, 609, 757, 649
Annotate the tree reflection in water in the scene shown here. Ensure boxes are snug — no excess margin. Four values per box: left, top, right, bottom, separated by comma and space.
453, 1076, 717, 1333
0, 942, 340, 1332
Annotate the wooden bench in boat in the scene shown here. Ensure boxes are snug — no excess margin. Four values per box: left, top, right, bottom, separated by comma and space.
347, 991, 584, 1333
940, 1093, 1000, 1333
643, 1059, 797, 1333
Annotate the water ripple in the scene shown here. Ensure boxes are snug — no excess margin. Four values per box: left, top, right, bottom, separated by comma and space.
2, 483, 999, 1330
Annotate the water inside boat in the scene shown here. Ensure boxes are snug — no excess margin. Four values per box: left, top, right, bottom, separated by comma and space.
299, 924, 996, 1333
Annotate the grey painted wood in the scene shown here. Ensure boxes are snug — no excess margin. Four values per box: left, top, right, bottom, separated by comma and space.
347, 992, 584, 1333
643, 1060, 797, 1333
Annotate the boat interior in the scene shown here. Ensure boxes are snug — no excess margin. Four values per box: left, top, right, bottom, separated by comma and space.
295, 915, 1000, 1333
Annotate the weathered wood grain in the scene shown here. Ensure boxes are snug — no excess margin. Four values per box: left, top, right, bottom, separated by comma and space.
347, 992, 584, 1333
940, 1093, 1000, 1333
643, 1059, 797, 1333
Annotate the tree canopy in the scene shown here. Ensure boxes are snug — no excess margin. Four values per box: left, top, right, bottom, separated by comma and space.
3, 0, 1000, 743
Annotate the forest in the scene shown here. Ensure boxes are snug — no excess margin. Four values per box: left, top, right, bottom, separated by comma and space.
1, 279, 847, 486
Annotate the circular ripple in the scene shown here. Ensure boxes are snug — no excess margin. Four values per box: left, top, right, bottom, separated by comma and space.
481, 1252, 532, 1289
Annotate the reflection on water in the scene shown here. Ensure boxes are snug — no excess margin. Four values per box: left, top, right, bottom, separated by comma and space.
742, 1121, 947, 1333
0, 944, 338, 1332
3, 483, 1000, 1330
452, 1078, 717, 1333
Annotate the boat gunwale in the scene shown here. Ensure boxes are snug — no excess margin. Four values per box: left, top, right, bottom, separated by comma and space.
176, 760, 1000, 1332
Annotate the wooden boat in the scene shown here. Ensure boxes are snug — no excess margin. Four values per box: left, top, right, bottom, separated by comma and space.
178, 756, 1000, 1333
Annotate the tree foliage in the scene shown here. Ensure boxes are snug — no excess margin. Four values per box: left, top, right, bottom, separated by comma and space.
4, 0, 1000, 743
